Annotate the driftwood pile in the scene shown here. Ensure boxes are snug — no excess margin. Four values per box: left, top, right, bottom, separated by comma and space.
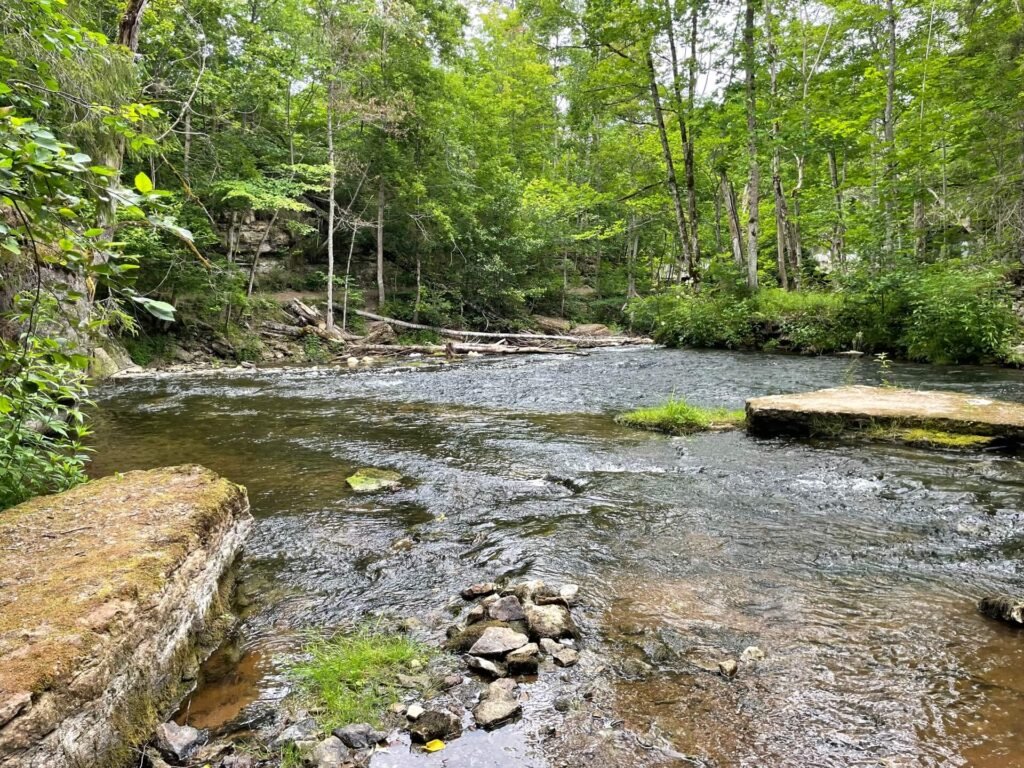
266, 299, 652, 359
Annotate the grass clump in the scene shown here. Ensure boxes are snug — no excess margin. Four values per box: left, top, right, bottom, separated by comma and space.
288, 630, 430, 731
616, 397, 745, 435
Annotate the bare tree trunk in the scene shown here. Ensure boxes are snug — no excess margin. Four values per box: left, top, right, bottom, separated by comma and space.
117, 0, 149, 51
743, 0, 760, 290
664, 0, 700, 272
789, 155, 803, 288
720, 169, 745, 268
827, 148, 846, 266
766, 0, 790, 290
645, 48, 693, 278
413, 253, 422, 324
376, 179, 385, 306
325, 79, 337, 332
183, 108, 191, 183
626, 215, 640, 300
341, 224, 358, 332
882, 0, 898, 260
246, 210, 280, 296
686, 2, 700, 266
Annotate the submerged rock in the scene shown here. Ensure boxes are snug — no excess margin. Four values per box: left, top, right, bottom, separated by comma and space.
345, 468, 403, 492
979, 596, 1024, 626
153, 721, 206, 763
740, 646, 765, 662
332, 723, 387, 749
473, 679, 522, 729
469, 627, 530, 657
409, 710, 462, 743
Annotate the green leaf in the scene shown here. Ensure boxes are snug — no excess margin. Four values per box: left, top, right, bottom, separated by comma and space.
131, 296, 176, 322
134, 172, 153, 194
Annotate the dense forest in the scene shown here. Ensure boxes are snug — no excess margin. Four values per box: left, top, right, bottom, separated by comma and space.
2, 0, 1024, 502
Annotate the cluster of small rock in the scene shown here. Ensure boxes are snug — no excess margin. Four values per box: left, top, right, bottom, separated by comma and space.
446, 579, 582, 730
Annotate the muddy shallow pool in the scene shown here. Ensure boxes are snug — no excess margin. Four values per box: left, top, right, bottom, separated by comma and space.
91, 348, 1024, 767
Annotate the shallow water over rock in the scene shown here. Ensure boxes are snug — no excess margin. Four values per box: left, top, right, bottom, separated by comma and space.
90, 348, 1024, 767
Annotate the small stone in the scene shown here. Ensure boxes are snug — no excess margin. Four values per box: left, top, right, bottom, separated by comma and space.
468, 627, 529, 657
559, 584, 580, 603
389, 702, 407, 715
539, 638, 561, 655
553, 647, 579, 668
409, 659, 423, 672
271, 717, 318, 750
506, 580, 546, 603
718, 659, 738, 678
309, 736, 351, 768
619, 657, 653, 680
406, 703, 425, 720
396, 673, 431, 689
473, 679, 522, 730
409, 710, 462, 743
461, 582, 498, 600
466, 605, 486, 624
979, 596, 1024, 626
506, 643, 540, 675
220, 755, 255, 768
525, 603, 577, 640
740, 646, 765, 663
153, 721, 207, 763
553, 695, 572, 713
441, 673, 463, 689
331, 723, 386, 750
467, 655, 508, 678
488, 595, 527, 622
347, 356, 359, 367
480, 593, 500, 607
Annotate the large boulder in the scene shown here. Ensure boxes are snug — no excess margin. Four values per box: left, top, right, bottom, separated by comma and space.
525, 603, 577, 640
0, 466, 252, 768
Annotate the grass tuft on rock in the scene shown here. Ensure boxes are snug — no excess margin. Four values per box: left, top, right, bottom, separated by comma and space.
288, 630, 430, 731
863, 425, 995, 449
616, 397, 745, 436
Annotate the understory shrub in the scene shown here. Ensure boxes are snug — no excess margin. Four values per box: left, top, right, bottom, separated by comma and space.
629, 261, 1021, 364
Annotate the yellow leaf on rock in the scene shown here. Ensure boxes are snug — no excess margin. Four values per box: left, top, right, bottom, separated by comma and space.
423, 739, 445, 752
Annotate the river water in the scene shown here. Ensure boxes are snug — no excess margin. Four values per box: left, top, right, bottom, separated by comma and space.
90, 348, 1024, 767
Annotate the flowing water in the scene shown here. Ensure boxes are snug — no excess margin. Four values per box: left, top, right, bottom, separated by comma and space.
90, 348, 1024, 767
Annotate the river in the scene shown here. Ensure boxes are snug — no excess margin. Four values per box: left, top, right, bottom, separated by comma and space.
90, 348, 1024, 767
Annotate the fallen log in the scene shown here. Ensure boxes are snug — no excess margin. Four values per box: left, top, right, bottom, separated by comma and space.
350, 309, 652, 347
341, 342, 586, 356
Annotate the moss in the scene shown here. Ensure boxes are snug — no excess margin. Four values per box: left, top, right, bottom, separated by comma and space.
863, 425, 994, 449
346, 468, 403, 492
287, 630, 432, 732
616, 397, 745, 436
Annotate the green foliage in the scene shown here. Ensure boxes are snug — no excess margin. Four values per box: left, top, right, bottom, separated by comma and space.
301, 334, 328, 363
288, 630, 430, 732
632, 263, 1021, 364
616, 397, 745, 436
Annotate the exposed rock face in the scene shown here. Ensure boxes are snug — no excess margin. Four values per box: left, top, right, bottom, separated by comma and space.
0, 466, 252, 768
979, 596, 1024, 626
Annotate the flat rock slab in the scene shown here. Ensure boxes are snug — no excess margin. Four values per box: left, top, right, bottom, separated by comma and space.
0, 465, 251, 768
746, 386, 1024, 442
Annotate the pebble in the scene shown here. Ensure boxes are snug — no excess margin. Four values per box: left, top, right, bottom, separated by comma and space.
718, 659, 738, 678
406, 703, 424, 720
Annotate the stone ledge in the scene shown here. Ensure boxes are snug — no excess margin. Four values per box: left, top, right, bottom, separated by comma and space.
746, 385, 1024, 443
0, 465, 251, 768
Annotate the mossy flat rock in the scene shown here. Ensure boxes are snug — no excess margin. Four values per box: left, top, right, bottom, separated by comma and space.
346, 468, 403, 492
0, 465, 251, 768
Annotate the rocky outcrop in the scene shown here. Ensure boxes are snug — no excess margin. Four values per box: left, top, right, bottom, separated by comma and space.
0, 466, 251, 768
